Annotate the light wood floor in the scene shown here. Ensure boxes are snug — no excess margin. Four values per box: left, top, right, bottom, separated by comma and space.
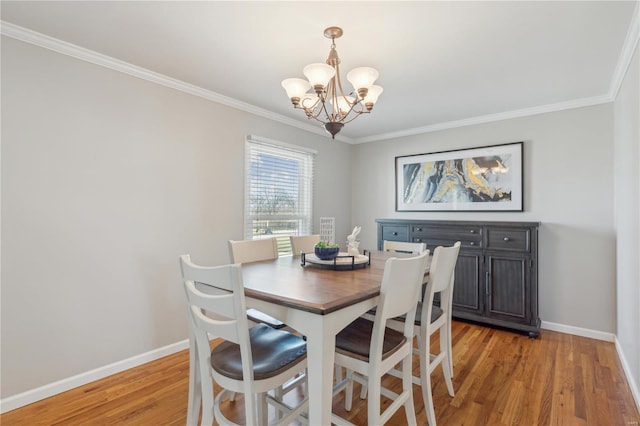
2, 321, 639, 425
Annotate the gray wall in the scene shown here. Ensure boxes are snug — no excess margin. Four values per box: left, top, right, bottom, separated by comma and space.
0, 36, 353, 398
351, 105, 616, 333
614, 41, 640, 404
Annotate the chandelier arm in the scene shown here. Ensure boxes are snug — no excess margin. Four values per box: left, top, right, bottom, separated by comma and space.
300, 96, 321, 111
326, 76, 340, 122
320, 88, 337, 122
333, 63, 353, 122
340, 110, 369, 125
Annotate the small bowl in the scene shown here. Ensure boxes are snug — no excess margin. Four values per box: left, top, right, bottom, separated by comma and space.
315, 246, 340, 260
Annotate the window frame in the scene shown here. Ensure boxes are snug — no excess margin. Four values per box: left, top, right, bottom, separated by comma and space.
244, 135, 316, 255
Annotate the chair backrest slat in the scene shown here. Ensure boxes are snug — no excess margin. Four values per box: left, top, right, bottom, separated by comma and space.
180, 255, 249, 346
228, 238, 279, 263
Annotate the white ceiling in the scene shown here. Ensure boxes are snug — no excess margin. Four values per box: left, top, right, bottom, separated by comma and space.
1, 1, 637, 143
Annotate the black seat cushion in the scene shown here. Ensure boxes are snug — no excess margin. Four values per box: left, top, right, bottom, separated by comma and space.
394, 301, 443, 325
246, 308, 286, 329
210, 324, 306, 381
335, 317, 406, 362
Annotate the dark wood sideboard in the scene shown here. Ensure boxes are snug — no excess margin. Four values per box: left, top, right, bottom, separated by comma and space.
376, 219, 541, 337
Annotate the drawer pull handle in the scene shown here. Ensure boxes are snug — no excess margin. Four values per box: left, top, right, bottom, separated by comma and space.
503, 237, 510, 242
469, 242, 475, 246
416, 227, 422, 231
470, 229, 475, 233
416, 238, 422, 242
392, 232, 398, 236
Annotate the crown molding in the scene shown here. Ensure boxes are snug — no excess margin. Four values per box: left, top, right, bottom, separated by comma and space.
1, 17, 633, 146
352, 94, 613, 144
609, 1, 640, 99
0, 21, 354, 144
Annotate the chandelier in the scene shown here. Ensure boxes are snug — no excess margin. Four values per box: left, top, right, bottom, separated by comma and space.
281, 27, 383, 139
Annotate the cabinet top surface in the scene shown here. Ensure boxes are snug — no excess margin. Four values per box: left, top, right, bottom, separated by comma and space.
376, 218, 540, 227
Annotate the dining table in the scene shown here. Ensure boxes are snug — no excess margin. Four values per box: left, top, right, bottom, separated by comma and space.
241, 249, 428, 425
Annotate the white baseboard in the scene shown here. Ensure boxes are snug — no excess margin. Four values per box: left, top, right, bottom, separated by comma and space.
541, 320, 616, 342
615, 337, 640, 413
0, 339, 189, 414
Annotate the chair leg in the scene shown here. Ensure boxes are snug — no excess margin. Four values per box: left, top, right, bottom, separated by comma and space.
418, 328, 437, 426
440, 329, 455, 398
345, 369, 354, 411
200, 376, 215, 426
402, 354, 418, 426
187, 340, 201, 426
274, 385, 284, 420
367, 372, 382, 426
256, 392, 268, 425
359, 376, 368, 399
443, 321, 453, 378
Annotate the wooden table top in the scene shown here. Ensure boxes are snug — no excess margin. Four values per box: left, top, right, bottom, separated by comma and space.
242, 250, 425, 315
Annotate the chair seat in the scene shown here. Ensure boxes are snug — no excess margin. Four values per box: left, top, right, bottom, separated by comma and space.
335, 317, 406, 362
396, 301, 443, 325
246, 308, 286, 329
211, 324, 307, 381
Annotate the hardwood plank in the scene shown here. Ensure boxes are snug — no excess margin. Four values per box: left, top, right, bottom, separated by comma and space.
2, 321, 638, 425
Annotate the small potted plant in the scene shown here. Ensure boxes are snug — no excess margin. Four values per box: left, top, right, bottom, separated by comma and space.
314, 241, 340, 260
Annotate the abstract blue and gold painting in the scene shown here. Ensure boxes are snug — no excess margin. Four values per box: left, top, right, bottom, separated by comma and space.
395, 142, 523, 211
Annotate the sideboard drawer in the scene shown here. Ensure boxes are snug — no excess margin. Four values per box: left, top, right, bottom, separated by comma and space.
418, 237, 482, 250
412, 225, 482, 248
381, 225, 409, 242
486, 228, 530, 252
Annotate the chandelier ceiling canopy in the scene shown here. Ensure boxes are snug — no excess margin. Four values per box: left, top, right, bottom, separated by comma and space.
281, 27, 383, 139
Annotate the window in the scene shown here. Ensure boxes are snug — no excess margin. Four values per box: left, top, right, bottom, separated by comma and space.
244, 135, 315, 255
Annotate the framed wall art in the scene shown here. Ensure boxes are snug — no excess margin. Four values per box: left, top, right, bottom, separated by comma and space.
396, 142, 523, 212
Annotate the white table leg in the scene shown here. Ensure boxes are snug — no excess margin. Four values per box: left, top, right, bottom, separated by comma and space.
245, 298, 377, 425
302, 314, 336, 425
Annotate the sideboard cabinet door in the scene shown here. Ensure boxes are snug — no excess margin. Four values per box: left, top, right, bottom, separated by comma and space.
485, 253, 532, 326
452, 250, 484, 316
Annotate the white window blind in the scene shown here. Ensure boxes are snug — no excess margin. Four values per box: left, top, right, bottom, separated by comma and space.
244, 136, 315, 255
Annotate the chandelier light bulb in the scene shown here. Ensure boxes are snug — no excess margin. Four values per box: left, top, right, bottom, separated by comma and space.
330, 95, 356, 117
303, 63, 336, 92
362, 85, 384, 109
346, 67, 379, 98
281, 78, 312, 105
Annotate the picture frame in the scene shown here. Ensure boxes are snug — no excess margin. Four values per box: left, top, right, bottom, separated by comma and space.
395, 142, 523, 212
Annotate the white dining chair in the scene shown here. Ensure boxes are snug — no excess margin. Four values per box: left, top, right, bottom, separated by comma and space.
228, 237, 279, 263
387, 241, 460, 426
335, 239, 428, 392
290, 234, 321, 257
228, 238, 286, 329
180, 255, 308, 426
331, 251, 429, 426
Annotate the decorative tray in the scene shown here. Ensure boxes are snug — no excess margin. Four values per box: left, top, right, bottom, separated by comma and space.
301, 250, 371, 270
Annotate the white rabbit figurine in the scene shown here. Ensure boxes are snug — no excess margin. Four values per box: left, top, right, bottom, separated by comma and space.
347, 226, 362, 256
